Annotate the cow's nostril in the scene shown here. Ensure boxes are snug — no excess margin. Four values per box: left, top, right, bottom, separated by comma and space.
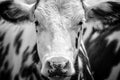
63, 61, 69, 69
47, 61, 53, 69
52, 62, 69, 69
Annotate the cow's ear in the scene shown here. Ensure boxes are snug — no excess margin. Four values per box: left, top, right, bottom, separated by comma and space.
0, 0, 38, 23
85, 1, 120, 25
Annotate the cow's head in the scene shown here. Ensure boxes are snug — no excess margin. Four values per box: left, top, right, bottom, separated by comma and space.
34, 0, 84, 78
13, 0, 93, 80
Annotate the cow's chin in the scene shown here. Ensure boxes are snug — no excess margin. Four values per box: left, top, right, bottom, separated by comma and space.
41, 71, 73, 80
49, 77, 71, 80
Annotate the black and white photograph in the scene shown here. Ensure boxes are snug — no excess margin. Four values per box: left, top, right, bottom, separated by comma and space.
0, 0, 120, 80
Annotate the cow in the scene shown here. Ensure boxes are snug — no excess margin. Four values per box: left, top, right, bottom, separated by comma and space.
0, 0, 120, 80
0, 0, 93, 80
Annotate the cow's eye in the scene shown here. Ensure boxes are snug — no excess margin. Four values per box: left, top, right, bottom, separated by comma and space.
78, 21, 83, 25
35, 21, 46, 33
35, 21, 39, 26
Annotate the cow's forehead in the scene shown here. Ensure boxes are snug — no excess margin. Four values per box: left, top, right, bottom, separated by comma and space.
35, 0, 84, 29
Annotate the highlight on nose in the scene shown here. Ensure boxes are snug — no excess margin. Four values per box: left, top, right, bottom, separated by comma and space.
47, 57, 69, 69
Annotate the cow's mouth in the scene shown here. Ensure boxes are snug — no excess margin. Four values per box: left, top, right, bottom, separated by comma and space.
42, 73, 70, 80
48, 75, 71, 80
49, 77, 70, 80
42, 75, 70, 80
46, 68, 71, 80
48, 69, 68, 77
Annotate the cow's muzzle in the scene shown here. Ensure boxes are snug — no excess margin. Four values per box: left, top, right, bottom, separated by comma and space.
47, 57, 69, 77
41, 57, 75, 78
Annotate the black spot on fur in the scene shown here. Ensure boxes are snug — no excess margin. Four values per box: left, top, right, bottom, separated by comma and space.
19, 44, 40, 79
32, 44, 40, 63
30, 65, 46, 80
0, 32, 6, 42
85, 31, 120, 80
75, 38, 78, 49
20, 65, 33, 78
117, 71, 120, 80
14, 30, 23, 55
0, 1, 30, 23
4, 61, 9, 70
0, 33, 5, 53
0, 69, 12, 80
0, 44, 10, 68
83, 28, 86, 35
22, 46, 30, 64
29, 75, 33, 80
0, 46, 3, 54
32, 44, 37, 54
14, 74, 19, 80
33, 52, 40, 64
41, 75, 49, 80
21, 44, 38, 65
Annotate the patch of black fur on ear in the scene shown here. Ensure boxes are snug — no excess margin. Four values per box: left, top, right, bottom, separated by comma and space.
87, 1, 120, 26
0, 0, 30, 23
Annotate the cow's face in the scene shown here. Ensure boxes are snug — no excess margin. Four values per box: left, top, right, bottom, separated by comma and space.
34, 0, 85, 79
